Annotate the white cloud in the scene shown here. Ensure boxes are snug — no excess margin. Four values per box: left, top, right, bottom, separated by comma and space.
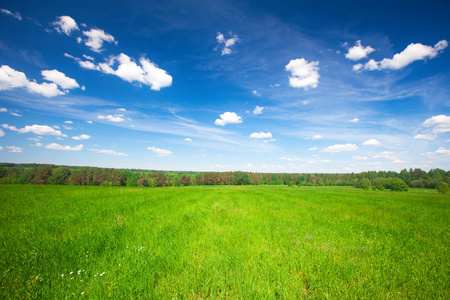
1, 9, 21, 20
117, 108, 126, 112
279, 157, 302, 162
0, 65, 78, 97
64, 120, 73, 124
0, 146, 2, 150
72, 134, 90, 140
285, 58, 320, 90
185, 138, 192, 142
352, 63, 364, 72
435, 147, 450, 156
252, 90, 261, 96
6, 146, 23, 152
323, 143, 358, 152
86, 120, 93, 124
83, 54, 94, 61
312, 134, 322, 140
357, 40, 448, 71
309, 147, 317, 151
253, 106, 264, 115
2, 123, 67, 137
97, 114, 125, 122
263, 139, 276, 143
9, 112, 21, 117
249, 131, 272, 139
41, 70, 79, 89
216, 32, 239, 55
215, 112, 243, 126
45, 143, 83, 151
139, 56, 173, 91
68, 53, 172, 91
414, 133, 437, 140
422, 114, 450, 133
89, 149, 128, 156
0, 108, 6, 112
353, 156, 369, 160
349, 118, 360, 123
345, 40, 375, 60
147, 146, 173, 156
52, 16, 79, 35
0, 65, 30, 90
373, 151, 396, 159
27, 81, 65, 97
82, 29, 116, 52
362, 139, 381, 146
0, 128, 4, 137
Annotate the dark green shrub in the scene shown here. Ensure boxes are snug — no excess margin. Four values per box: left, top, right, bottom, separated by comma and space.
436, 182, 449, 194
390, 179, 408, 192
361, 183, 369, 190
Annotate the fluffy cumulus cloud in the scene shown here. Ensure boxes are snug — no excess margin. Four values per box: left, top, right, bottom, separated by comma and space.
323, 143, 358, 153
356, 40, 448, 71
249, 131, 272, 139
0, 65, 79, 97
52, 16, 79, 35
89, 149, 128, 156
435, 147, 450, 156
6, 146, 23, 152
372, 151, 404, 163
81, 29, 116, 52
215, 112, 243, 126
45, 143, 83, 151
97, 114, 125, 122
422, 114, 450, 133
349, 118, 360, 123
285, 58, 320, 90
72, 134, 90, 140
216, 32, 239, 55
147, 147, 173, 156
345, 40, 375, 60
1, 9, 21, 20
41, 70, 79, 89
2, 123, 67, 137
67, 53, 172, 91
253, 106, 264, 115
0, 128, 4, 137
362, 139, 381, 146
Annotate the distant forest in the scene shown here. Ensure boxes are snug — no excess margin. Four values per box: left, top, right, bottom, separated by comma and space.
0, 163, 449, 190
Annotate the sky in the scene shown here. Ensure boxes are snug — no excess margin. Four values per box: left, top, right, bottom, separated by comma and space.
0, 0, 449, 173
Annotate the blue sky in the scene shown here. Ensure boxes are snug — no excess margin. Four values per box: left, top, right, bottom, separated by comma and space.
0, 0, 449, 172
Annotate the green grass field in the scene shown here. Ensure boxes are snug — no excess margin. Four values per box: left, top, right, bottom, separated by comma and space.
0, 185, 449, 299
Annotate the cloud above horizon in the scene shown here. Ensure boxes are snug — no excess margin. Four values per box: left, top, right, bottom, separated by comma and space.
345, 40, 375, 60
354, 40, 448, 71
0, 65, 79, 97
215, 112, 243, 126
52, 16, 79, 36
285, 58, 319, 90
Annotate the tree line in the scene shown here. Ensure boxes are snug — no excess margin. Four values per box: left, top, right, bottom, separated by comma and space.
0, 163, 449, 190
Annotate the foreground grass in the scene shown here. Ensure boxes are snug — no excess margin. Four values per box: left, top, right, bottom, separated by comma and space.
0, 185, 448, 299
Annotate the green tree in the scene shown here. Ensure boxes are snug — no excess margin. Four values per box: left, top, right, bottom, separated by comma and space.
390, 179, 409, 192
49, 167, 71, 185
436, 182, 449, 194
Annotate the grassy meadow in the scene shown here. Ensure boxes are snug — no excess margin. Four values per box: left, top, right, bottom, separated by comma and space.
0, 185, 449, 299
